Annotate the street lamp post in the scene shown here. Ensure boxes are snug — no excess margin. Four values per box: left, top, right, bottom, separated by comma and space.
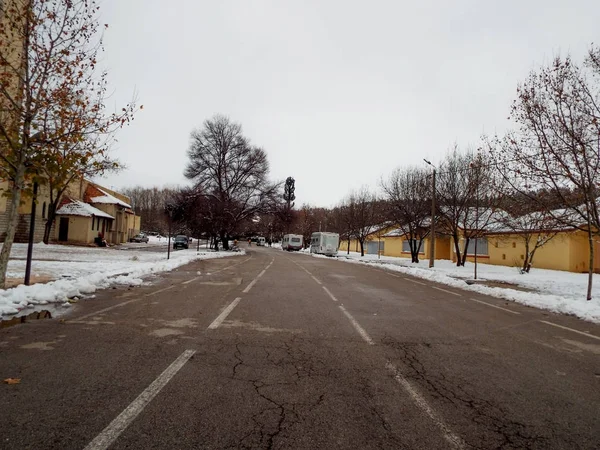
424, 159, 436, 268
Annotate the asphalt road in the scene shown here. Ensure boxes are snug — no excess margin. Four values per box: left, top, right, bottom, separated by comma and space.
1, 246, 599, 449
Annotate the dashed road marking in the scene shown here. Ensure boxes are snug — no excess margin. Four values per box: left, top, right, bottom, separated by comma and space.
182, 256, 252, 285
403, 277, 427, 286
311, 275, 322, 285
145, 285, 176, 297
432, 286, 462, 297
208, 298, 242, 329
386, 361, 466, 449
84, 349, 196, 450
211, 256, 252, 275
322, 286, 338, 302
339, 305, 374, 345
72, 299, 141, 322
469, 298, 520, 315
539, 320, 600, 341
242, 259, 273, 293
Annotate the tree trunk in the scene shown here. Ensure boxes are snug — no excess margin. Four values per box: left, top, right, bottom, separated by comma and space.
221, 231, 229, 250
43, 203, 58, 244
0, 167, 26, 288
452, 232, 462, 267
526, 246, 538, 274
213, 236, 219, 251
587, 227, 593, 301
522, 239, 531, 273
359, 239, 364, 257
460, 237, 470, 266
347, 237, 350, 255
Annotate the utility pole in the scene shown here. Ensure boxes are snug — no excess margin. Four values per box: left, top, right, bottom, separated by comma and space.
424, 159, 436, 268
24, 182, 38, 285
474, 163, 479, 280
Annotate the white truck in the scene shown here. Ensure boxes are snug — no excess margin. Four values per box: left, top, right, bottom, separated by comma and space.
310, 232, 339, 256
282, 234, 303, 251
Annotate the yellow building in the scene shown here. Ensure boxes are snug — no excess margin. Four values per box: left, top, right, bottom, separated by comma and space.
338, 224, 396, 255
0, 178, 141, 246
484, 229, 597, 273
53, 181, 140, 245
380, 228, 452, 261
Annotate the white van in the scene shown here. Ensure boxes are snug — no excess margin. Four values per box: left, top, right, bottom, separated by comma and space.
282, 234, 303, 251
256, 236, 266, 246
310, 232, 339, 256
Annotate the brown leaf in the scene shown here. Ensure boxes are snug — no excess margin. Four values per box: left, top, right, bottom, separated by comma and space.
3, 378, 21, 385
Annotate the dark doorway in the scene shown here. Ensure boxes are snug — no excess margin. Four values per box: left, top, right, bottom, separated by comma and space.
58, 217, 69, 241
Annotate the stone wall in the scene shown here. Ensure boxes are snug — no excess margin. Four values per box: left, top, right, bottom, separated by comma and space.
0, 198, 51, 243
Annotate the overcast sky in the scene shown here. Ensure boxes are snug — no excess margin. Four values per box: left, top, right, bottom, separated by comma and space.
95, 0, 600, 207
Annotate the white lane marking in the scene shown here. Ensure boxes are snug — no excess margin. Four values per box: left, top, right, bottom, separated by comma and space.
322, 286, 338, 302
211, 256, 252, 275
242, 278, 259, 293
312, 275, 322, 285
539, 320, 600, 341
182, 277, 199, 285
208, 297, 242, 329
386, 362, 466, 450
73, 299, 141, 322
432, 286, 462, 297
469, 298, 520, 315
338, 305, 374, 345
145, 285, 176, 297
84, 349, 196, 450
241, 261, 272, 293
183, 256, 253, 284
403, 277, 427, 286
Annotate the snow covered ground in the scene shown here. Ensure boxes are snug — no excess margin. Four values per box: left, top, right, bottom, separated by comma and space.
297, 250, 600, 324
0, 240, 243, 317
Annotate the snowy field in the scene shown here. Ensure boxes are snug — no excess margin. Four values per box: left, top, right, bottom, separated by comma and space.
290, 249, 600, 324
0, 238, 243, 316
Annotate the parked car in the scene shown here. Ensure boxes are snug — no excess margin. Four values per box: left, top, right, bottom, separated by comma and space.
173, 235, 189, 250
130, 233, 149, 243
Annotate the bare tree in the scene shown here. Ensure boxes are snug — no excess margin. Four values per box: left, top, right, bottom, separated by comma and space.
495, 191, 564, 272
435, 147, 502, 266
122, 186, 178, 234
184, 115, 279, 249
343, 187, 380, 257
381, 167, 430, 263
492, 46, 600, 299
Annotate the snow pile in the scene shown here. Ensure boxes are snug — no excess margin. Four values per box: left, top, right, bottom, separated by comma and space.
0, 243, 244, 316
327, 252, 600, 323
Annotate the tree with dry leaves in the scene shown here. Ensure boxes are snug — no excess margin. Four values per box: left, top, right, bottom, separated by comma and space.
0, 0, 137, 286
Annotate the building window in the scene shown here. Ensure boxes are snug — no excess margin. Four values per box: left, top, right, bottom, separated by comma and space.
466, 238, 488, 255
42, 202, 46, 219
402, 239, 422, 253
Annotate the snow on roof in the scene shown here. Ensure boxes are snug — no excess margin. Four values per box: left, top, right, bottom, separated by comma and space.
56, 200, 114, 219
89, 187, 131, 208
383, 228, 406, 237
